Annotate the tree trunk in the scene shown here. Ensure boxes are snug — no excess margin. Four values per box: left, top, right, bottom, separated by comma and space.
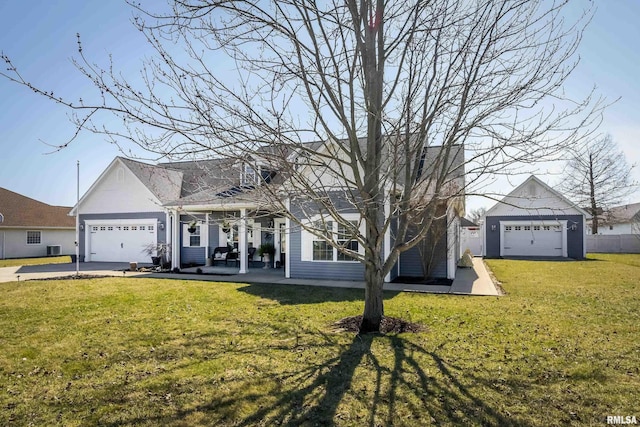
589, 153, 599, 235
360, 260, 385, 333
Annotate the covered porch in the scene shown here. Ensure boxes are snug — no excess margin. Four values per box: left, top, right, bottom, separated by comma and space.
165, 204, 289, 277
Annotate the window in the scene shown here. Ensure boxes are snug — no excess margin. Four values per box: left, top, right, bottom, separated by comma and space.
308, 220, 360, 262
505, 226, 512, 231
543, 226, 551, 231
26, 231, 41, 245
107, 226, 114, 231
312, 221, 333, 261
524, 225, 531, 231
514, 226, 522, 231
140, 226, 146, 231
148, 225, 154, 231
92, 226, 99, 232
242, 164, 259, 185
533, 225, 541, 231
189, 225, 201, 247
337, 222, 358, 261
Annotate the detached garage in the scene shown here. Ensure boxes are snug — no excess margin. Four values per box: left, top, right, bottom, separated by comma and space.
484, 175, 589, 259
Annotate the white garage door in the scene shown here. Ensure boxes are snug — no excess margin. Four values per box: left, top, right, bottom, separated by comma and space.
502, 223, 563, 257
89, 222, 157, 262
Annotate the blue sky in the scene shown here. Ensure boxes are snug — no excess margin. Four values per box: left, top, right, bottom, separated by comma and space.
1, 0, 639, 210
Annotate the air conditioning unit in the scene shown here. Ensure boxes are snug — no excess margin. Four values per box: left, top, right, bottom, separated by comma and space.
46, 245, 61, 256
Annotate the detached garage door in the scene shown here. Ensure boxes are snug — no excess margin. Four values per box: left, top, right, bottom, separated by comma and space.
502, 223, 563, 257
89, 222, 156, 262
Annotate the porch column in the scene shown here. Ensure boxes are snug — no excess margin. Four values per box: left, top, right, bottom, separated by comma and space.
165, 210, 172, 266
171, 210, 180, 270
239, 208, 247, 274
285, 198, 291, 279
204, 213, 210, 261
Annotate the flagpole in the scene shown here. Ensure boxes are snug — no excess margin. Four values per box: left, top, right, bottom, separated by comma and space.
76, 160, 80, 276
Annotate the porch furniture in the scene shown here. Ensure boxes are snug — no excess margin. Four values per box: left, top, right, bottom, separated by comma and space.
212, 246, 237, 266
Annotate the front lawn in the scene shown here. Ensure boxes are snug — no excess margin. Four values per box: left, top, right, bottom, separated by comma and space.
0, 254, 638, 426
0, 255, 71, 268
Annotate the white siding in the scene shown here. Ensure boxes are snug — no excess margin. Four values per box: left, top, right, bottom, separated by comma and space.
0, 228, 75, 259
488, 177, 583, 217
80, 161, 162, 214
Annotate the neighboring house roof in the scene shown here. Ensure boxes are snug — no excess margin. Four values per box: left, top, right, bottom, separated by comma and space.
460, 217, 478, 227
600, 202, 640, 225
0, 187, 75, 228
485, 175, 591, 218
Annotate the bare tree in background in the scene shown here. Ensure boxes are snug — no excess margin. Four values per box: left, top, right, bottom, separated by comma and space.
2, 0, 602, 332
466, 207, 487, 225
558, 134, 636, 234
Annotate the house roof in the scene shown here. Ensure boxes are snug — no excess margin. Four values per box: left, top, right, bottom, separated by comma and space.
460, 217, 478, 227
79, 136, 465, 210
119, 157, 184, 204
484, 175, 591, 218
0, 187, 75, 228
601, 202, 640, 225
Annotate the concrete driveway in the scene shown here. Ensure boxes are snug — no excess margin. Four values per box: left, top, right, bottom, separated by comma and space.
0, 262, 150, 283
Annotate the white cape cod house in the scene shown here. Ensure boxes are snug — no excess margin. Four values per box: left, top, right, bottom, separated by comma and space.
70, 140, 465, 282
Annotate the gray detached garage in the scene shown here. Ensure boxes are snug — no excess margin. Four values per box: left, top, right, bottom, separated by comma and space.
483, 175, 589, 259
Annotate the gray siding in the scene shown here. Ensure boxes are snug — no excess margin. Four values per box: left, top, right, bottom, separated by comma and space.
182, 247, 206, 265
78, 212, 167, 260
485, 215, 585, 259
398, 220, 448, 279
288, 225, 365, 281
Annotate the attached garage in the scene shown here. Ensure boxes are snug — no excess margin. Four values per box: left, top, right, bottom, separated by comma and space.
500, 221, 566, 257
86, 219, 157, 263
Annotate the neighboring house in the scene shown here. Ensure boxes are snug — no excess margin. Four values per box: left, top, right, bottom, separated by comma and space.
587, 202, 640, 235
0, 187, 75, 259
483, 175, 589, 259
70, 140, 465, 281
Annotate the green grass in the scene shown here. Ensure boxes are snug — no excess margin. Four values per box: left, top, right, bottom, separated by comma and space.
0, 255, 638, 426
0, 255, 71, 268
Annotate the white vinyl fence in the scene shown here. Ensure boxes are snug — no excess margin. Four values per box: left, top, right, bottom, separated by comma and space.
586, 234, 640, 254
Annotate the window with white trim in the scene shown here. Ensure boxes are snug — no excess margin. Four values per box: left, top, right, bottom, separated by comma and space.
337, 221, 359, 261
505, 226, 512, 231
524, 225, 531, 231
183, 224, 202, 247
312, 220, 333, 261
304, 218, 361, 262
26, 231, 41, 245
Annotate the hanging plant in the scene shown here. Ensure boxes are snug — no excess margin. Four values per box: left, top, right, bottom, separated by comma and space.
187, 220, 197, 234
222, 220, 231, 234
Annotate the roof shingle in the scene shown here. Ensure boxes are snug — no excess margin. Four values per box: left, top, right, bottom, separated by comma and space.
0, 187, 75, 228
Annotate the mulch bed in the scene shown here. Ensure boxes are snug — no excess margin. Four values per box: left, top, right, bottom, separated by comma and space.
28, 274, 113, 281
333, 315, 426, 334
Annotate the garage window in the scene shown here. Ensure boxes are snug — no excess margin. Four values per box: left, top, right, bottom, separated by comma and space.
26, 231, 41, 245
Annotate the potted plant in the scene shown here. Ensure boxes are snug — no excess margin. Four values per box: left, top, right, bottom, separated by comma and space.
187, 220, 198, 234
258, 242, 276, 269
143, 242, 171, 267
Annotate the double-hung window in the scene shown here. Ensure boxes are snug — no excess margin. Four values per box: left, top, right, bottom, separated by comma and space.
337, 221, 358, 261
309, 219, 359, 262
312, 220, 333, 261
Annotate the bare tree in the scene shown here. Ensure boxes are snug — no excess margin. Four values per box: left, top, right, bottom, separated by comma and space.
558, 134, 636, 234
466, 207, 487, 225
2, 0, 602, 332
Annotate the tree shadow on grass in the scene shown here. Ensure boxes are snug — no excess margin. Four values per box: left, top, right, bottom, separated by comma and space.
236, 282, 401, 305
89, 330, 537, 426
